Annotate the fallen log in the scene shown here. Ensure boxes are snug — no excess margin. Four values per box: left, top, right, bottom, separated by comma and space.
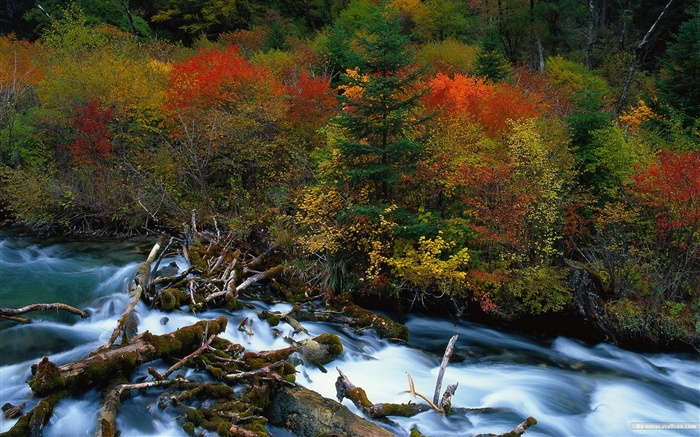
29, 317, 228, 397
96, 378, 201, 437
0, 392, 65, 437
258, 299, 409, 342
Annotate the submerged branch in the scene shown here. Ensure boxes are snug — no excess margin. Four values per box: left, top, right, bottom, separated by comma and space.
0, 303, 88, 321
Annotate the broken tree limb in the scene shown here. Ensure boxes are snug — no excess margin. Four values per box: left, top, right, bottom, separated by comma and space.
282, 314, 308, 334
512, 417, 538, 435
0, 392, 66, 437
403, 372, 441, 411
0, 303, 88, 322
99, 238, 164, 351
0, 315, 30, 323
2, 403, 26, 419
224, 361, 286, 383
158, 332, 218, 380
206, 265, 284, 303
475, 416, 538, 437
439, 382, 459, 415
614, 0, 675, 115
335, 368, 431, 419
259, 299, 409, 341
236, 266, 284, 293
433, 334, 458, 405
149, 237, 175, 288
246, 245, 279, 270
149, 267, 193, 288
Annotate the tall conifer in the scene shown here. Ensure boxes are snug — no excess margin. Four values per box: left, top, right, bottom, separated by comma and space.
334, 2, 429, 205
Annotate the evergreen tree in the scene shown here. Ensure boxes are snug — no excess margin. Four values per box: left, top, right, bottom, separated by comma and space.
657, 5, 700, 125
333, 2, 430, 205
474, 26, 511, 82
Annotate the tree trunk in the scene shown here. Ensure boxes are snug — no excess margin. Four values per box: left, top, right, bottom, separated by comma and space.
614, 0, 675, 115
586, 0, 596, 70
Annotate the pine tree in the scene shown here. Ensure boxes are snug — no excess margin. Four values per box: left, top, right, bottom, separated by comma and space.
657, 6, 700, 124
334, 2, 429, 205
474, 26, 512, 83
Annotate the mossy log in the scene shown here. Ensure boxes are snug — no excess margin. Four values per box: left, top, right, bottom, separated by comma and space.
259, 299, 409, 342
0, 392, 66, 437
265, 384, 395, 437
28, 317, 228, 397
96, 379, 202, 437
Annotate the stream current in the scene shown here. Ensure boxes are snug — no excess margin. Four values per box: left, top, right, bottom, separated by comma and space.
0, 230, 698, 437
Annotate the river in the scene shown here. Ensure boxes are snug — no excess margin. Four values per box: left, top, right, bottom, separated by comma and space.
0, 230, 698, 436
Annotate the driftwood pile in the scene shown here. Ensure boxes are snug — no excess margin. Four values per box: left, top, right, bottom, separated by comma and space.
0, 214, 537, 436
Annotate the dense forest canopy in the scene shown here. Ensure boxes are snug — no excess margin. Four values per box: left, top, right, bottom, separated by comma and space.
0, 0, 698, 350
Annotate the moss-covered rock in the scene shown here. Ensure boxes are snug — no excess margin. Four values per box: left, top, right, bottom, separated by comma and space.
297, 333, 343, 365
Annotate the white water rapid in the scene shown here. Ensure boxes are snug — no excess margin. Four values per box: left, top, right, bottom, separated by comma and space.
1, 231, 698, 436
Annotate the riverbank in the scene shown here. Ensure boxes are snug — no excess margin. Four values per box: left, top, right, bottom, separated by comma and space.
2, 221, 698, 355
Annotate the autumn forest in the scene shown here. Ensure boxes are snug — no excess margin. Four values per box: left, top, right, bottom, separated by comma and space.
0, 0, 699, 351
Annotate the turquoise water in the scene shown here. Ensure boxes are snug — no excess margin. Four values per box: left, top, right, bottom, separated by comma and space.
0, 230, 698, 436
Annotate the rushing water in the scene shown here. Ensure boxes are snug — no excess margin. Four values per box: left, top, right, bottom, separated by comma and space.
1, 230, 698, 437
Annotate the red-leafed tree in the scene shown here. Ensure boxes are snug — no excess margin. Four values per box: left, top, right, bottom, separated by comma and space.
166, 46, 280, 112
631, 150, 700, 237
629, 150, 700, 300
163, 45, 291, 225
287, 73, 336, 139
65, 99, 114, 166
455, 161, 532, 258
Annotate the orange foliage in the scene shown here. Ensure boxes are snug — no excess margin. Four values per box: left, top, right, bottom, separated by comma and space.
619, 99, 655, 133
514, 67, 572, 117
425, 73, 540, 137
0, 35, 43, 94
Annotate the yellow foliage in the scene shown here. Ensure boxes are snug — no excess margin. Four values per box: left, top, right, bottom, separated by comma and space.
545, 55, 610, 101
250, 49, 297, 76
507, 119, 567, 261
39, 47, 168, 125
148, 59, 172, 76
387, 232, 470, 294
417, 39, 478, 75
295, 186, 346, 254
